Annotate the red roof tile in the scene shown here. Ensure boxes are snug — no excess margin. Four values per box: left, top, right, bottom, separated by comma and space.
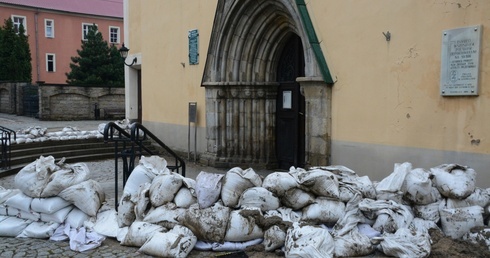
0, 0, 123, 18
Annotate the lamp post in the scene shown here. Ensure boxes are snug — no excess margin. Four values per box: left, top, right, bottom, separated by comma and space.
119, 43, 137, 66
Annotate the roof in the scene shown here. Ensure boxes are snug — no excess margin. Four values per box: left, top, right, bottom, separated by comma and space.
0, 0, 123, 18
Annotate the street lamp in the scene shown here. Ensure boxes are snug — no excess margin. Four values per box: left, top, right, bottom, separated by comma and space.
119, 43, 137, 66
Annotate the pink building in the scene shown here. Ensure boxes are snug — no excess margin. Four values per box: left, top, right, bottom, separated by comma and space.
0, 0, 123, 84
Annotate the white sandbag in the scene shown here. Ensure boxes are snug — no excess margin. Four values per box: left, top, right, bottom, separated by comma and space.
13, 208, 41, 221
17, 221, 60, 238
462, 228, 490, 250
41, 162, 90, 197
212, 238, 263, 251
430, 164, 476, 199
123, 158, 168, 197
195, 171, 224, 209
221, 167, 262, 207
409, 217, 442, 235
0, 215, 7, 223
359, 199, 414, 234
439, 197, 471, 210
31, 197, 71, 214
121, 221, 166, 247
338, 184, 360, 203
332, 193, 363, 236
404, 168, 441, 205
139, 155, 170, 176
357, 224, 381, 238
440, 205, 484, 239
117, 226, 128, 243
174, 187, 197, 208
302, 197, 345, 225
117, 193, 136, 227
139, 225, 197, 258
134, 183, 151, 221
58, 180, 105, 217
291, 167, 340, 199
281, 188, 315, 210
181, 203, 231, 243
376, 228, 431, 258
465, 188, 490, 208
92, 209, 118, 238
238, 187, 280, 212
285, 222, 335, 258
264, 207, 302, 223
143, 202, 187, 228
334, 227, 375, 257
413, 202, 440, 222
14, 155, 58, 198
149, 173, 183, 207
4, 192, 33, 212
0, 204, 6, 216
263, 225, 286, 252
376, 162, 411, 202
0, 217, 32, 237
65, 208, 91, 229
224, 210, 264, 242
40, 205, 73, 223
262, 172, 299, 197
0, 187, 21, 204
351, 175, 377, 199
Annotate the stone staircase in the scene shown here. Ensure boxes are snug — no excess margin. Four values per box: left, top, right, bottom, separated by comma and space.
0, 138, 153, 178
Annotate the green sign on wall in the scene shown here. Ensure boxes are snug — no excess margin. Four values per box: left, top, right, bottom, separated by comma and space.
188, 29, 199, 65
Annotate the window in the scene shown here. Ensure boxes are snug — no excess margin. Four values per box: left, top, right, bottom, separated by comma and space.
109, 26, 120, 44
46, 54, 56, 72
45, 19, 54, 38
12, 15, 26, 34
82, 23, 97, 40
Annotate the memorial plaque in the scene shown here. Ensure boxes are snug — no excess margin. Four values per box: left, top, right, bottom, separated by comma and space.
188, 29, 199, 65
440, 25, 482, 96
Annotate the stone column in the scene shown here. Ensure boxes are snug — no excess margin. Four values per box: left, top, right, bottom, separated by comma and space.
297, 77, 332, 167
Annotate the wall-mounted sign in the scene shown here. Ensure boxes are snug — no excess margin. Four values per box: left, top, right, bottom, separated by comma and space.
283, 91, 292, 109
440, 25, 482, 96
188, 29, 199, 65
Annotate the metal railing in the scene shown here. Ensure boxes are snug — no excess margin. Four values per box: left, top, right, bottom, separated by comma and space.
0, 126, 16, 170
103, 122, 186, 209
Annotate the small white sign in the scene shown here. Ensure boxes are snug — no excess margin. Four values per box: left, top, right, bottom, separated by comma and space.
283, 91, 292, 109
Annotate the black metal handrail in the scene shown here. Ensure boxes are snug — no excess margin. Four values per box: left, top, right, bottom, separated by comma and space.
0, 126, 16, 170
130, 123, 186, 177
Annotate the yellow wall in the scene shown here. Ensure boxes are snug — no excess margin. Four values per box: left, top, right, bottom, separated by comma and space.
308, 0, 490, 155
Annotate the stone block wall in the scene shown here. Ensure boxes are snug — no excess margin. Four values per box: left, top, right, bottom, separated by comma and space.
0, 82, 23, 114
39, 85, 124, 120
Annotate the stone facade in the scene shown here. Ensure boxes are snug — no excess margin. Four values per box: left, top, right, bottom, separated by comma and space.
39, 85, 124, 120
0, 82, 21, 114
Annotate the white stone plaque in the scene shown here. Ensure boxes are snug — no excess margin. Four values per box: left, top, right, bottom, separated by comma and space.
440, 25, 482, 96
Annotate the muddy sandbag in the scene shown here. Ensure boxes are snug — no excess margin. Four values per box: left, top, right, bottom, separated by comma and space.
430, 164, 476, 199
264, 207, 302, 224
302, 197, 345, 226
181, 203, 231, 243
440, 205, 484, 239
263, 225, 286, 252
238, 187, 280, 212
143, 202, 187, 229
224, 209, 264, 242
221, 167, 262, 208
413, 202, 440, 223
149, 173, 183, 207
124, 156, 170, 197
41, 161, 90, 197
285, 222, 334, 258
376, 162, 411, 203
14, 156, 59, 198
58, 180, 105, 217
139, 225, 197, 258
375, 228, 431, 258
403, 168, 441, 205
462, 227, 490, 250
117, 193, 136, 227
92, 209, 119, 238
291, 167, 340, 199
195, 171, 224, 209
174, 187, 197, 208
409, 217, 442, 235
262, 172, 299, 197
134, 183, 151, 221
359, 199, 414, 234
281, 188, 316, 210
334, 227, 375, 257
121, 221, 166, 247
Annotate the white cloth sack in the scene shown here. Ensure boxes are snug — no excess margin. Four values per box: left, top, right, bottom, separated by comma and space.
291, 167, 340, 199
17, 221, 60, 238
91, 209, 118, 238
430, 164, 476, 199
40, 205, 74, 223
121, 221, 166, 247
302, 197, 346, 225
404, 168, 441, 205
439, 205, 484, 239
40, 162, 90, 197
195, 171, 224, 209
263, 225, 286, 252
4, 192, 33, 212
262, 172, 299, 197
221, 167, 262, 208
281, 188, 315, 210
224, 209, 264, 242
375, 162, 410, 202
285, 222, 335, 258
143, 202, 187, 229
139, 225, 197, 258
117, 193, 136, 227
14, 155, 58, 198
65, 207, 91, 229
0, 216, 32, 237
58, 180, 105, 217
376, 228, 431, 258
149, 173, 183, 207
212, 238, 263, 251
31, 197, 72, 214
182, 203, 231, 243
238, 187, 280, 212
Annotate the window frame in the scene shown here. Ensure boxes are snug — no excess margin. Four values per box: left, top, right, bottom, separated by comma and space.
46, 53, 56, 72
45, 19, 54, 38
11, 15, 27, 34
82, 23, 97, 40
109, 26, 120, 44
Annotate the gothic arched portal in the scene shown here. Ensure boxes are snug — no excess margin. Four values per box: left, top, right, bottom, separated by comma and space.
201, 0, 332, 169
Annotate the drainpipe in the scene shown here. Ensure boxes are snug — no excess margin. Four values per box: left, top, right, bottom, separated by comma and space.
34, 9, 40, 82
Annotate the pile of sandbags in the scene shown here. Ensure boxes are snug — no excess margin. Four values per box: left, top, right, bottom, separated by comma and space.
13, 126, 104, 144
104, 158, 490, 258
0, 155, 104, 243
